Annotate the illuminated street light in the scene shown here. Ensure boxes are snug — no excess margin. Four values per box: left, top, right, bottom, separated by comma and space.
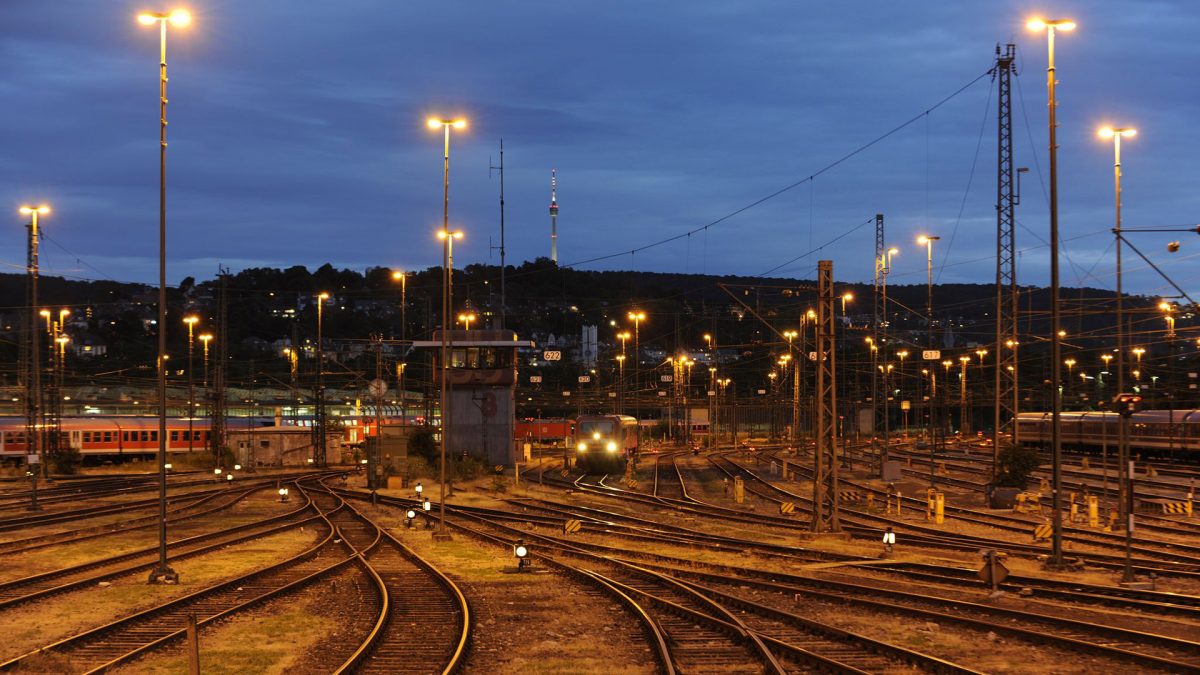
138, 7, 192, 586
1028, 13, 1075, 569
457, 312, 477, 330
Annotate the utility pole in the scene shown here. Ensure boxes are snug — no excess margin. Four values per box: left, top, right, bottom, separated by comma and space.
813, 261, 841, 532
22, 207, 46, 498
872, 214, 885, 462
993, 43, 1020, 489
549, 169, 559, 263
490, 141, 507, 326
209, 270, 228, 467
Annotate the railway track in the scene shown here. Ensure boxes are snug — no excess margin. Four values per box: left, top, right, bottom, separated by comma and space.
0, 478, 469, 674
0, 484, 263, 555
425, 478, 1200, 673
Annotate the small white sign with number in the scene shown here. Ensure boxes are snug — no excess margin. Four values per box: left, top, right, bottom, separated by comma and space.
922, 350, 941, 360
543, 350, 561, 361
578, 375, 591, 383
529, 375, 543, 384
660, 375, 673, 382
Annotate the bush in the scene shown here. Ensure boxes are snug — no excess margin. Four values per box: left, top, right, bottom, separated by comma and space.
52, 447, 82, 475
995, 444, 1039, 488
409, 427, 438, 464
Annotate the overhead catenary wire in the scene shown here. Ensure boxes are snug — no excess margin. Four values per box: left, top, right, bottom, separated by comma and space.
560, 69, 995, 269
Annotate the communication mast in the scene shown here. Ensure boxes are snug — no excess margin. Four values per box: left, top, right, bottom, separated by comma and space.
549, 169, 559, 263
993, 43, 1019, 484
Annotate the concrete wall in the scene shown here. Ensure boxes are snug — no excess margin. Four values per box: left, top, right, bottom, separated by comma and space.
448, 385, 515, 466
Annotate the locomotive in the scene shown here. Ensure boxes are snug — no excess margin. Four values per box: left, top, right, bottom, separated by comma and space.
574, 414, 639, 473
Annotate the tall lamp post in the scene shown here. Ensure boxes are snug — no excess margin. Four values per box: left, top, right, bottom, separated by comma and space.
436, 229, 463, 539
628, 311, 645, 444
183, 315, 198, 455
917, 234, 939, 443
1099, 124, 1137, 582
1028, 16, 1075, 568
315, 292, 329, 467
429, 115, 466, 542
138, 7, 190, 586
19, 206, 49, 492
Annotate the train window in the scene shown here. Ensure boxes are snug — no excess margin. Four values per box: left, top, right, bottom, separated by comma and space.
451, 348, 467, 368
205, 431, 211, 440
103, 432, 112, 442
138, 431, 147, 441
482, 348, 497, 368
4, 432, 12, 443
83, 432, 91, 443
122, 431, 129, 442
260, 440, 270, 448
171, 431, 179, 441
151, 431, 158, 441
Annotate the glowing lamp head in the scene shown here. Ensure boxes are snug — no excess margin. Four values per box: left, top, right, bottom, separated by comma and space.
577, 442, 588, 452
392, 270, 404, 280
19, 205, 50, 215
169, 9, 191, 26
917, 235, 929, 245
606, 441, 618, 453
1027, 18, 1074, 31
888, 247, 899, 256
842, 292, 854, 301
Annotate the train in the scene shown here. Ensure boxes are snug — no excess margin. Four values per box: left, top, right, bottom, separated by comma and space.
0, 415, 371, 465
1015, 410, 1200, 458
574, 414, 639, 473
514, 418, 575, 446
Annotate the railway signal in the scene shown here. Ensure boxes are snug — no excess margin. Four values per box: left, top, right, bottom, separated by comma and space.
514, 540, 531, 571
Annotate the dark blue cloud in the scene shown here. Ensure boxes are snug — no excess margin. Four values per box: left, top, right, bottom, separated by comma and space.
1, 0, 1197, 299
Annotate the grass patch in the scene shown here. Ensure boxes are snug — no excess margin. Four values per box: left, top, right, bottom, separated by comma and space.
113, 597, 335, 675
0, 527, 319, 662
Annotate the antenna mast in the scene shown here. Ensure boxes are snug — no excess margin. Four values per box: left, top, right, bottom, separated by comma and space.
549, 169, 559, 263
489, 140, 507, 325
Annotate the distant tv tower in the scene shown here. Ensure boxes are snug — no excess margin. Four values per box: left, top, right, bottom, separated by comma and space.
549, 169, 559, 263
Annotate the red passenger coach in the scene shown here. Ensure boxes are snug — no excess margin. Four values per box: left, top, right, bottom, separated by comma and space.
0, 416, 214, 463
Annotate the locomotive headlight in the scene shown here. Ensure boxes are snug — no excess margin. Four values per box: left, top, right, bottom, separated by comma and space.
606, 441, 618, 453
592, 432, 601, 440
577, 442, 588, 452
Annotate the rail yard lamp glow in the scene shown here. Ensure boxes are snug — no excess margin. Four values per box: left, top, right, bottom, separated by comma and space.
1028, 15, 1074, 568
428, 114, 466, 541
183, 315, 198, 456
457, 312, 476, 330
436, 228, 463, 541
628, 311, 646, 443
20, 206, 50, 491
138, 7, 190, 586
1099, 125, 1137, 571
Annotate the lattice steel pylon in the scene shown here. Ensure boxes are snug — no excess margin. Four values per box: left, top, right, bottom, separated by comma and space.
993, 43, 1019, 484
812, 260, 841, 532
871, 214, 884, 440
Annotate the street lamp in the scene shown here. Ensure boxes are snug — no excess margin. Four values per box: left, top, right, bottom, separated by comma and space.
628, 311, 646, 438
959, 355, 971, 436
314, 292, 330, 467
436, 228, 463, 541
138, 7, 191, 587
1099, 126, 1137, 571
1028, 15, 1075, 568
392, 270, 407, 341
183, 315, 198, 455
20, 207, 49, 489
457, 312, 476, 331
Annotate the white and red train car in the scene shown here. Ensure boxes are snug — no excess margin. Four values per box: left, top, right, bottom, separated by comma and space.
0, 416, 214, 462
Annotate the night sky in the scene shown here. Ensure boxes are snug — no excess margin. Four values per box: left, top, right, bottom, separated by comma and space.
2, 1, 1197, 298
